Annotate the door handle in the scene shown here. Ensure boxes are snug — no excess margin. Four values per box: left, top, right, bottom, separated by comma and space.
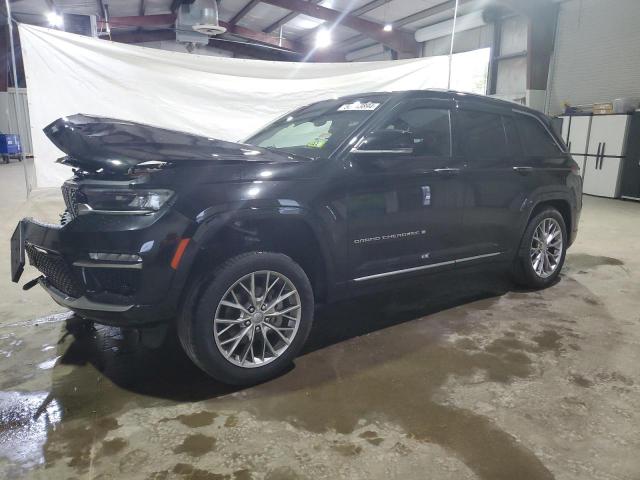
434, 167, 461, 177
595, 142, 603, 170
513, 166, 534, 175
599, 142, 606, 169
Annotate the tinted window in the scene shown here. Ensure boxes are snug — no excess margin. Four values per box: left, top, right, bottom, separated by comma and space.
379, 107, 451, 156
503, 115, 522, 155
517, 114, 564, 157
456, 110, 508, 160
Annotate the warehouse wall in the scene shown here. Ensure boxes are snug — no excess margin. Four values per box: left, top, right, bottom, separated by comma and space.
422, 24, 493, 56
420, 16, 528, 103
548, 0, 640, 115
494, 16, 527, 102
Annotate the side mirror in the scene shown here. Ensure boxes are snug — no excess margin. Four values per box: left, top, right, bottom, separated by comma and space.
352, 129, 414, 154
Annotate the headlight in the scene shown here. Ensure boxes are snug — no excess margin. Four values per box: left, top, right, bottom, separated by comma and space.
77, 188, 174, 215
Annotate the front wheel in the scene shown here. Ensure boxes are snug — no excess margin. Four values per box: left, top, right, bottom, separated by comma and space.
512, 208, 567, 289
178, 252, 314, 385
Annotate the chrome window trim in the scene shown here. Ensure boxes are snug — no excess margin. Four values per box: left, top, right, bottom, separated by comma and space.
350, 148, 414, 154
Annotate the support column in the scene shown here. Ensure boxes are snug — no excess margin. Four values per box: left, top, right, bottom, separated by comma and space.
0, 25, 8, 92
526, 4, 558, 111
487, 20, 502, 95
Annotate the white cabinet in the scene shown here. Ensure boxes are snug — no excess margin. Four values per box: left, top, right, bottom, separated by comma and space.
583, 156, 623, 198
587, 115, 629, 157
560, 114, 631, 198
564, 116, 591, 156
583, 115, 630, 198
563, 116, 591, 175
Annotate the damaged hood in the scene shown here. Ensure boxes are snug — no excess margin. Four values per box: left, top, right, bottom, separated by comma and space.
44, 114, 300, 173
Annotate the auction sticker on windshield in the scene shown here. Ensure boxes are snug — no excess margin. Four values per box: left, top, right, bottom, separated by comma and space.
338, 102, 380, 111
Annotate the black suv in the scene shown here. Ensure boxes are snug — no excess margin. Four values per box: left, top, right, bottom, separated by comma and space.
11, 90, 582, 385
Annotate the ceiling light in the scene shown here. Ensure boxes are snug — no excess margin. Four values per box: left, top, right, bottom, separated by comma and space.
46, 12, 64, 28
383, 23, 393, 32
315, 28, 332, 49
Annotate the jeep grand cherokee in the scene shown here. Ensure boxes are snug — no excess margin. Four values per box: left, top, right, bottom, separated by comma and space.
11, 90, 582, 385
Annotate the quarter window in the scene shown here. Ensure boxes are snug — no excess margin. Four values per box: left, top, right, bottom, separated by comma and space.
517, 114, 564, 157
379, 107, 451, 157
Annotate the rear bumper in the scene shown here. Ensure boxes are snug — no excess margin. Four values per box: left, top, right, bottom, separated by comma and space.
14, 211, 196, 327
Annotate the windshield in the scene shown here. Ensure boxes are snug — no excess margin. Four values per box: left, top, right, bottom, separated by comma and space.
246, 95, 389, 159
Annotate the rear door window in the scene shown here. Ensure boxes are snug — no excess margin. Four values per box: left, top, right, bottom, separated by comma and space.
455, 110, 510, 166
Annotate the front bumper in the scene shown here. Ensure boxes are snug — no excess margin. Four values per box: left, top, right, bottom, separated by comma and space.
12, 211, 195, 327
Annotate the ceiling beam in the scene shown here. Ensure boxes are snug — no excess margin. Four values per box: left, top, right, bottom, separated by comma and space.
263, 0, 322, 34
268, 0, 393, 34
99, 14, 303, 53
110, 28, 176, 44
229, 0, 261, 26
293, 0, 390, 42
336, 0, 476, 52
259, 0, 418, 54
108, 28, 289, 59
224, 20, 302, 52
98, 13, 176, 29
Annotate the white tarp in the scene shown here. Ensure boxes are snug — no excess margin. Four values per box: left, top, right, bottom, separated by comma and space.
19, 24, 489, 187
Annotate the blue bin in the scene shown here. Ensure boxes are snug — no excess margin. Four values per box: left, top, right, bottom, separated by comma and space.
0, 134, 22, 163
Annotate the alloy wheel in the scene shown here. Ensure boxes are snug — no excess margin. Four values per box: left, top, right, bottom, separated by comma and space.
213, 270, 301, 368
530, 218, 563, 278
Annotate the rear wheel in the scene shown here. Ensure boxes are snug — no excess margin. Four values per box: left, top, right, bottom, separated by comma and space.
512, 208, 567, 289
178, 252, 314, 385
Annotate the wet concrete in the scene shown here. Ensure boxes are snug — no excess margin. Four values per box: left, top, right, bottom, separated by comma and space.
1, 163, 640, 479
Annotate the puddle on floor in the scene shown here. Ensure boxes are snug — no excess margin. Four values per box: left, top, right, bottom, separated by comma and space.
0, 269, 612, 480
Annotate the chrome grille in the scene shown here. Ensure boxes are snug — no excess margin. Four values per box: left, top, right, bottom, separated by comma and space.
61, 183, 79, 218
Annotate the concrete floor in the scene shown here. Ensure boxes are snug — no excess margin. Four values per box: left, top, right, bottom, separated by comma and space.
1, 161, 640, 480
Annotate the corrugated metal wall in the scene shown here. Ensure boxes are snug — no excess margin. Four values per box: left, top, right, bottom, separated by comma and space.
548, 0, 640, 115
422, 24, 493, 57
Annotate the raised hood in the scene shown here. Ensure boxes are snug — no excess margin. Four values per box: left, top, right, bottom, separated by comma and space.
44, 114, 298, 173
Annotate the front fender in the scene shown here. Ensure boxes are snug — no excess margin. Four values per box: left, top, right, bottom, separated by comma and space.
171, 201, 342, 305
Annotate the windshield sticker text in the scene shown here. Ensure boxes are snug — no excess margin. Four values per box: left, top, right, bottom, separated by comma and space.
338, 102, 380, 112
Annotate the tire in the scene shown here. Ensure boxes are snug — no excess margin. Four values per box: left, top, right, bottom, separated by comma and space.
177, 252, 314, 385
512, 207, 567, 289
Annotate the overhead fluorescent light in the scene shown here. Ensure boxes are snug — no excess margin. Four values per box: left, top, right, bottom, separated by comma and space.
315, 28, 332, 49
46, 12, 64, 28
383, 23, 393, 32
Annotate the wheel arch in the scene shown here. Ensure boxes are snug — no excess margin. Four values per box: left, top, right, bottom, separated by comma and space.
531, 198, 572, 234
183, 207, 333, 305
516, 193, 574, 256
